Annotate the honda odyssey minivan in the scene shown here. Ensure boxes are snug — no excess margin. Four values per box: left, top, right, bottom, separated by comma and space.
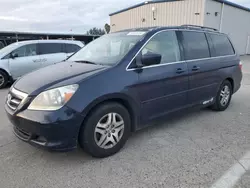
0, 40, 84, 88
5, 26, 242, 158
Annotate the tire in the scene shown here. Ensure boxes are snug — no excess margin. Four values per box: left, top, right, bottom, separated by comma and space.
79, 102, 131, 158
0, 70, 8, 89
210, 80, 232, 111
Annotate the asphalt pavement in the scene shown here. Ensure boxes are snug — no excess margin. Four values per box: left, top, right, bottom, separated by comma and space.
0, 56, 250, 188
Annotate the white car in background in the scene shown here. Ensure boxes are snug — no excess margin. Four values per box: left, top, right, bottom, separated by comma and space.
0, 40, 84, 88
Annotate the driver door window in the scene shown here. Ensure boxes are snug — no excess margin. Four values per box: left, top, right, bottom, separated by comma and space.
12, 44, 37, 58
141, 31, 181, 65
9, 43, 40, 79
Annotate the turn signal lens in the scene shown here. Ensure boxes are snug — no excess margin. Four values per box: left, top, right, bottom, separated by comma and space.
64, 92, 74, 102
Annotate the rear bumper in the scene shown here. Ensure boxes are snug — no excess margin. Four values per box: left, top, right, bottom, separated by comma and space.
5, 104, 83, 151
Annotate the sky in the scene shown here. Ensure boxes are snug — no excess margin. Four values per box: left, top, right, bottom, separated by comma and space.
0, 0, 249, 34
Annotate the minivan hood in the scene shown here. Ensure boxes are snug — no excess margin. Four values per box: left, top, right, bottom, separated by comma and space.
14, 61, 108, 95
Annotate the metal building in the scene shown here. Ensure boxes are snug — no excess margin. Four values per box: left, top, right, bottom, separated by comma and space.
109, 0, 250, 55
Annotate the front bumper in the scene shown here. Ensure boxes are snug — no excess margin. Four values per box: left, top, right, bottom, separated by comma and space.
5, 104, 83, 151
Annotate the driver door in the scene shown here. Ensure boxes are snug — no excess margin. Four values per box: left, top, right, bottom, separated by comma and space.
9, 43, 41, 79
134, 31, 189, 124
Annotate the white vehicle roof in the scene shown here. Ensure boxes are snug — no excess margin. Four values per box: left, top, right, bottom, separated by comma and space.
9, 39, 84, 46
0, 39, 84, 58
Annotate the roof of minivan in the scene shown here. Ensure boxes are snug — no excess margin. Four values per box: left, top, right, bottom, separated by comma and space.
118, 26, 221, 33
110, 0, 250, 16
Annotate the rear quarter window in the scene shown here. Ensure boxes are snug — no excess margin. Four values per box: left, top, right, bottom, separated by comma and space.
181, 31, 210, 60
208, 34, 235, 57
65, 43, 81, 53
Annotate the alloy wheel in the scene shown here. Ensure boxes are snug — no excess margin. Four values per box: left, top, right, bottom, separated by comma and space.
0, 74, 4, 87
94, 113, 125, 149
220, 85, 231, 106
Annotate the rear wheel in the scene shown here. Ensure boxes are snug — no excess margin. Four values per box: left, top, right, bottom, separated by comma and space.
210, 80, 232, 111
79, 102, 131, 158
0, 70, 8, 89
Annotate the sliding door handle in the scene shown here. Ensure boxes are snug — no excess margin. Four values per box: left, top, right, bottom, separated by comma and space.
192, 66, 200, 71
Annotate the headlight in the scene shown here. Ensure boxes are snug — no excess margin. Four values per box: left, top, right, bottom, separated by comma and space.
28, 84, 79, 111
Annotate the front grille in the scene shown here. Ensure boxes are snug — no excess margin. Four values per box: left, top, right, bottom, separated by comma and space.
7, 95, 22, 110
6, 88, 28, 111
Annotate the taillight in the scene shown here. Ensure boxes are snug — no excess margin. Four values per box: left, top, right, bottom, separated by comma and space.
239, 61, 242, 70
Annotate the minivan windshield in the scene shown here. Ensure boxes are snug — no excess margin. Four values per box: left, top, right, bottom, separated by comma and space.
68, 31, 146, 65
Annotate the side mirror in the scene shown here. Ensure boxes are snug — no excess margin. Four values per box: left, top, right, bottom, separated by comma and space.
141, 52, 162, 67
11, 53, 18, 59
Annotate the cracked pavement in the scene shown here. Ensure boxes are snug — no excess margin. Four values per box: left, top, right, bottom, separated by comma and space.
0, 56, 250, 188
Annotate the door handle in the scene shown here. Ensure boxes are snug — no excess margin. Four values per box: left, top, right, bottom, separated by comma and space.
192, 66, 200, 71
33, 59, 41, 63
176, 68, 185, 74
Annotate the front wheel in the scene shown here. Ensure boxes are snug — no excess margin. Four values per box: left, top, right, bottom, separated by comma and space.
210, 80, 232, 111
79, 102, 131, 158
0, 70, 8, 89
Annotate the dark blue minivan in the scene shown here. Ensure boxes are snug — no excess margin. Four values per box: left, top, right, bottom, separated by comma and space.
5, 25, 242, 158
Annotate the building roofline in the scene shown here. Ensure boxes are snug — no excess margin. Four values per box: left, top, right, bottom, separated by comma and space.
214, 0, 250, 12
109, 0, 250, 16
109, 0, 180, 16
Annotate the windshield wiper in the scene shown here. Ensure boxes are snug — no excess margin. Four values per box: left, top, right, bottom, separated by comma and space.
75, 60, 97, 65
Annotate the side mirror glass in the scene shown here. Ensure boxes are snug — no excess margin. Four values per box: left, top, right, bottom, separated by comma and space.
141, 52, 162, 67
11, 53, 18, 59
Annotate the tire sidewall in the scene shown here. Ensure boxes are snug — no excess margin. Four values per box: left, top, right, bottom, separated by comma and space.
80, 103, 131, 158
215, 80, 232, 111
0, 70, 8, 89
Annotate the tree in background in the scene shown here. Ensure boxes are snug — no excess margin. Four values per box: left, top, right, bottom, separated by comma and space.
86, 27, 105, 35
104, 23, 111, 34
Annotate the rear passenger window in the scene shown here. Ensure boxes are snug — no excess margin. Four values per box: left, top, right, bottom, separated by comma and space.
181, 31, 210, 60
208, 34, 235, 56
65, 44, 81, 53
39, 43, 64, 55
142, 31, 180, 64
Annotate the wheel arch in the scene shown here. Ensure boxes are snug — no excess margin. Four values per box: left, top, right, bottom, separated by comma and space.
0, 68, 10, 77
0, 68, 12, 84
80, 93, 140, 133
216, 77, 235, 95
225, 77, 234, 91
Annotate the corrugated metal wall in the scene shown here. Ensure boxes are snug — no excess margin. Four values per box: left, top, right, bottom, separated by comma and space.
203, 0, 222, 30
110, 0, 205, 32
204, 0, 250, 55
110, 0, 250, 55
